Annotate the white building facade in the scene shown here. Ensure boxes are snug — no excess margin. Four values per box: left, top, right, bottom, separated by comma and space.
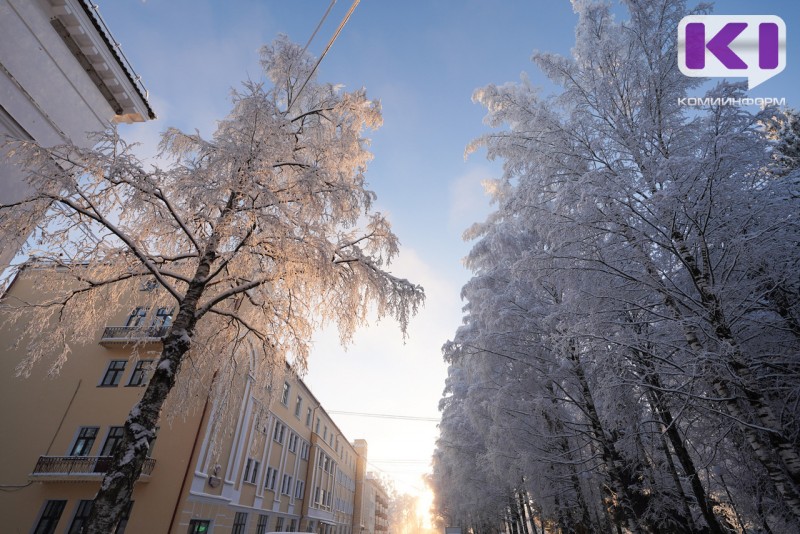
0, 0, 154, 269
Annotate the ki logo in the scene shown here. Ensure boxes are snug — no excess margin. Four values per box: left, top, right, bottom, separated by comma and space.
678, 15, 786, 89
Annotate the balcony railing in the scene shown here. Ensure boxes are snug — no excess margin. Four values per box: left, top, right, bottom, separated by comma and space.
31, 456, 155, 482
100, 325, 168, 346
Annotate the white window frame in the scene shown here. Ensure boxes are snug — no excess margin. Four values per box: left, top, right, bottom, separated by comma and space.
273, 421, 285, 444
280, 381, 290, 405
243, 458, 259, 484
281, 474, 293, 495
264, 466, 277, 491
294, 395, 303, 418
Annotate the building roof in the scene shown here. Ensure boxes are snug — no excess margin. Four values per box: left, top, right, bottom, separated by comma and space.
76, 0, 156, 120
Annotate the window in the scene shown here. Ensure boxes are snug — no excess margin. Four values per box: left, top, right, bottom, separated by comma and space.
140, 278, 157, 291
232, 512, 248, 534
322, 454, 331, 473
256, 514, 269, 534
295, 480, 305, 500
281, 474, 293, 495
70, 427, 98, 456
323, 425, 328, 441
275, 517, 284, 531
115, 501, 133, 534
67, 500, 93, 534
265, 466, 277, 491
288, 433, 298, 453
273, 421, 285, 444
63, 500, 131, 534
315, 417, 320, 434
281, 381, 290, 405
152, 306, 173, 328
243, 458, 259, 484
301, 442, 310, 460
289, 519, 297, 532
188, 519, 211, 533
306, 407, 312, 427
125, 306, 148, 327
33, 500, 66, 534
127, 359, 154, 387
100, 426, 125, 456
100, 360, 126, 387
295, 395, 303, 417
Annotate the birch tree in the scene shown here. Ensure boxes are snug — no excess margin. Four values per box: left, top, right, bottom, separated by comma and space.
0, 37, 423, 532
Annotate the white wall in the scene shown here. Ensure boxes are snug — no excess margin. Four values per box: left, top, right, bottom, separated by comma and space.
0, 0, 152, 270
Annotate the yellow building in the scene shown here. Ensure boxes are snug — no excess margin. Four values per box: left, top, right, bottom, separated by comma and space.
0, 264, 371, 533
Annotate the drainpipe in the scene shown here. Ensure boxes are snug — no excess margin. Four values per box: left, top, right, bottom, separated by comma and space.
46, 379, 82, 454
167, 370, 218, 532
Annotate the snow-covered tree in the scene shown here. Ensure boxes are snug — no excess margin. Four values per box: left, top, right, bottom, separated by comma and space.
434, 0, 800, 532
764, 107, 800, 174
0, 37, 423, 532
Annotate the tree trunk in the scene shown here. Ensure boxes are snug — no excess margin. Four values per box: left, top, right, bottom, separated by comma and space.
670, 230, 800, 519
518, 491, 531, 534
523, 496, 540, 534
85, 329, 192, 532
635, 350, 724, 534
652, 401, 697, 532
566, 344, 643, 534
621, 224, 800, 521
542, 383, 591, 534
84, 230, 222, 532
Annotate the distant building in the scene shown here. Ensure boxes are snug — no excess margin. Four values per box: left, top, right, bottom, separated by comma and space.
0, 264, 371, 533
366, 473, 390, 534
0, 0, 155, 269
353, 442, 389, 534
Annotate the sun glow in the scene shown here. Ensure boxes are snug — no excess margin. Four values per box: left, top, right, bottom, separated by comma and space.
416, 485, 436, 530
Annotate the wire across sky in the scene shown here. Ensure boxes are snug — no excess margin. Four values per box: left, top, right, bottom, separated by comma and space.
327, 410, 440, 422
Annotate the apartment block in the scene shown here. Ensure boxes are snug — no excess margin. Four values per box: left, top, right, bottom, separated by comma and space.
352, 441, 390, 534
368, 474, 390, 534
0, 264, 373, 533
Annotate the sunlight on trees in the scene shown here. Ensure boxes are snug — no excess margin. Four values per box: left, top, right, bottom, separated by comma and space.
0, 36, 423, 532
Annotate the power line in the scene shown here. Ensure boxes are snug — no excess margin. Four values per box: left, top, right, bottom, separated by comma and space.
327, 410, 439, 422
371, 459, 431, 464
289, 0, 361, 111
302, 0, 337, 54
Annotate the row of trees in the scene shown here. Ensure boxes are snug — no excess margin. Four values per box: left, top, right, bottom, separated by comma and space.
431, 1, 800, 533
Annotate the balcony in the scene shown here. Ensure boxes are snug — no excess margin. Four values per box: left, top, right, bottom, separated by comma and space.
99, 325, 168, 347
30, 456, 156, 482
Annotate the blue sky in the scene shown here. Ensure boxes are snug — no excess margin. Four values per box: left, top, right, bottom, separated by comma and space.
99, 0, 800, 502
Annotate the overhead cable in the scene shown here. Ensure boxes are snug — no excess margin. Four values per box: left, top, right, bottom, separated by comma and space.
327, 410, 439, 422
289, 0, 360, 112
